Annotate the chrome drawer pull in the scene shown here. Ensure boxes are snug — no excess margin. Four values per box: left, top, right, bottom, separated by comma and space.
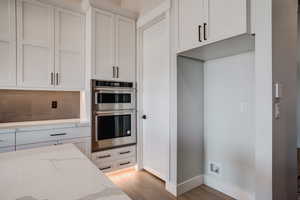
98, 155, 111, 159
100, 166, 111, 171
120, 162, 130, 166
50, 133, 67, 137
119, 151, 131, 155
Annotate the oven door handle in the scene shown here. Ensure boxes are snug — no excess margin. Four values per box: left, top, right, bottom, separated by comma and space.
94, 88, 135, 92
95, 110, 135, 116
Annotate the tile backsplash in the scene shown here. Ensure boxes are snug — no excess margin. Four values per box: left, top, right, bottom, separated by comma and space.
0, 90, 80, 123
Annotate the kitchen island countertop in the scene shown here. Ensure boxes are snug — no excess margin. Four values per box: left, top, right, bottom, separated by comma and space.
0, 144, 132, 200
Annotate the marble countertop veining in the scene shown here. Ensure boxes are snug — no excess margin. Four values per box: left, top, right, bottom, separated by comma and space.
0, 144, 132, 200
0, 119, 90, 130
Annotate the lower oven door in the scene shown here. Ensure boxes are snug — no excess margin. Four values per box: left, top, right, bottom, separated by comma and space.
94, 110, 136, 150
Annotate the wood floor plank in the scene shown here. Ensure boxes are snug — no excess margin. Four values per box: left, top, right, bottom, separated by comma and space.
107, 169, 234, 200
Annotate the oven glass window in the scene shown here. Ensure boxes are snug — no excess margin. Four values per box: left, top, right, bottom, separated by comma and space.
97, 114, 131, 140
97, 93, 131, 104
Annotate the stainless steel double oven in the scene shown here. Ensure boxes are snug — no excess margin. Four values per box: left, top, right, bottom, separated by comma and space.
92, 80, 136, 152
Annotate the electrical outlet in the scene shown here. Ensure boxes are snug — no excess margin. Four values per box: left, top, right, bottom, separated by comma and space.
51, 101, 58, 109
208, 162, 221, 176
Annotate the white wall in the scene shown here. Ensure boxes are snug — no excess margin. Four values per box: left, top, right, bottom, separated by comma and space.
203, 52, 255, 199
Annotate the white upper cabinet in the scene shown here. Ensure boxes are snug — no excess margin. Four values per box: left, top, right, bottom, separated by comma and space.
177, 0, 253, 53
55, 9, 85, 90
115, 15, 135, 82
208, 0, 248, 43
16, 0, 85, 90
178, 0, 207, 51
17, 0, 54, 88
90, 8, 136, 82
0, 0, 16, 87
93, 9, 115, 81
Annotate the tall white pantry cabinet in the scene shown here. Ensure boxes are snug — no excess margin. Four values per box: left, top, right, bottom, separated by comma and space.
87, 8, 136, 82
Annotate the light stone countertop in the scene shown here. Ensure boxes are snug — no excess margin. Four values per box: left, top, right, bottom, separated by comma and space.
0, 119, 90, 130
0, 144, 132, 200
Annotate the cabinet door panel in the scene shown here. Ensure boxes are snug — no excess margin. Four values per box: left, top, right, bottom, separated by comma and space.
22, 1, 51, 44
17, 0, 54, 88
0, 0, 16, 87
55, 9, 84, 90
22, 45, 52, 87
115, 16, 135, 82
94, 9, 115, 80
0, 0, 11, 40
208, 0, 247, 42
57, 51, 83, 88
179, 0, 206, 51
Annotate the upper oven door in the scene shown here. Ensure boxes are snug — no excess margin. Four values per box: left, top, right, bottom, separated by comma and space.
95, 88, 135, 111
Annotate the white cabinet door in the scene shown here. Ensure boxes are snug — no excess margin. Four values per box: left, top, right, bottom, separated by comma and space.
208, 0, 248, 43
178, 0, 206, 52
115, 15, 135, 82
0, 0, 16, 87
17, 0, 54, 88
93, 9, 115, 80
55, 9, 85, 90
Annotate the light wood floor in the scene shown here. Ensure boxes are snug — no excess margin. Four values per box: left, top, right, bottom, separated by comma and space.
107, 168, 234, 200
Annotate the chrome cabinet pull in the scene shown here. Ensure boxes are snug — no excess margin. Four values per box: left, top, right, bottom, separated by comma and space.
203, 23, 207, 41
100, 166, 112, 171
120, 161, 130, 166
56, 73, 59, 85
50, 133, 67, 137
51, 72, 54, 85
119, 151, 130, 155
98, 155, 111, 159
113, 66, 116, 78
198, 25, 202, 42
116, 67, 119, 78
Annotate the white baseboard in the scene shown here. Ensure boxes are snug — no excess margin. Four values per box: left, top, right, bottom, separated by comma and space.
165, 182, 177, 196
204, 175, 255, 200
177, 175, 204, 196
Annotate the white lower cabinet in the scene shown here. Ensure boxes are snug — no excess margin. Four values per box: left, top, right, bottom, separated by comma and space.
0, 130, 16, 153
92, 145, 136, 173
15, 126, 91, 157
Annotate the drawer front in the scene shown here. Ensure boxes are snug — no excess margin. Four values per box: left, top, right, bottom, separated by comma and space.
115, 145, 136, 160
0, 132, 15, 148
0, 147, 15, 153
115, 156, 136, 170
16, 130, 58, 145
54, 127, 90, 140
16, 141, 57, 151
97, 161, 115, 173
92, 145, 136, 163
92, 149, 114, 163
